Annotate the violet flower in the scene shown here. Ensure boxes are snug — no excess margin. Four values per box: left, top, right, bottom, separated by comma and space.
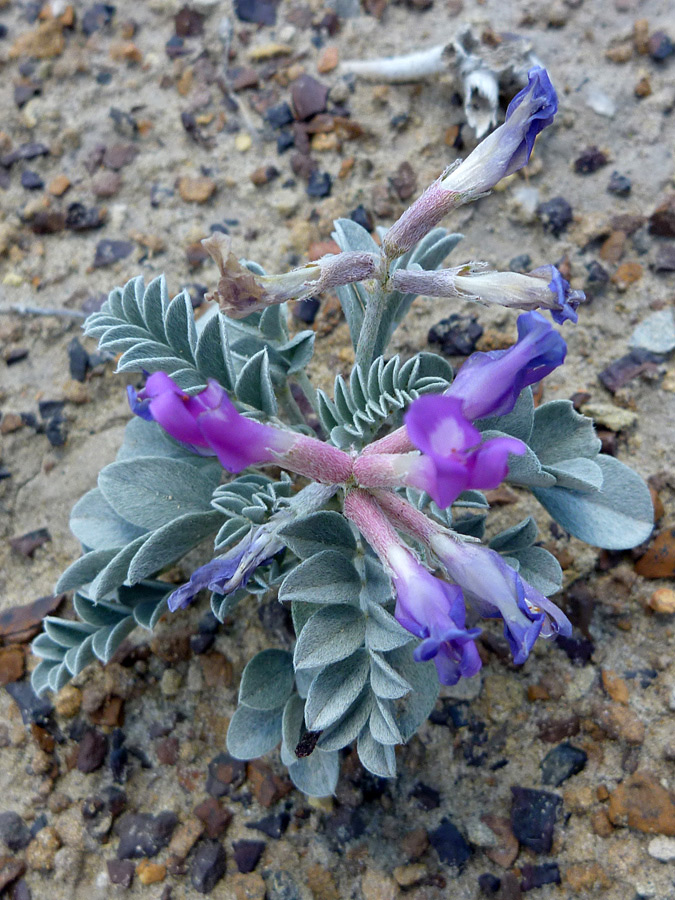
390, 264, 584, 325
383, 66, 557, 257
429, 533, 572, 664
129, 373, 353, 483
447, 310, 567, 420
343, 489, 481, 686
354, 396, 525, 508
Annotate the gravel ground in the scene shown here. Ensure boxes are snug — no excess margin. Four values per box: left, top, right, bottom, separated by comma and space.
1, 0, 675, 897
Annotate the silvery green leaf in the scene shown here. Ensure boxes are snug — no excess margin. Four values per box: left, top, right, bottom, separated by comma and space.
451, 514, 486, 538
316, 686, 373, 751
194, 313, 235, 391
89, 534, 150, 600
226, 705, 284, 760
116, 417, 195, 463
295, 666, 318, 700
239, 649, 294, 710
453, 490, 489, 509
532, 454, 653, 550
141, 275, 168, 342
489, 517, 539, 554
127, 510, 223, 583
278, 331, 315, 374
511, 546, 563, 596
289, 750, 339, 797
133, 593, 170, 630
70, 488, 147, 551
369, 697, 403, 745
529, 400, 601, 464
234, 348, 278, 416
364, 600, 412, 652
164, 290, 198, 360
65, 634, 96, 675
542, 457, 603, 492
630, 308, 675, 354
294, 605, 366, 671
99, 457, 221, 530
281, 693, 305, 767
56, 548, 120, 593
91, 617, 137, 664
32, 634, 67, 662
370, 650, 412, 699
210, 588, 246, 623
121, 275, 145, 327
304, 650, 370, 731
280, 512, 356, 560
31, 660, 58, 696
259, 304, 288, 342
357, 727, 396, 778
291, 601, 316, 637
43, 618, 96, 647
214, 517, 250, 550
477, 387, 534, 443
332, 217, 381, 254
73, 594, 131, 627
98, 323, 153, 353
279, 550, 361, 606
479, 435, 555, 488
386, 644, 439, 741
334, 282, 366, 349
360, 556, 392, 606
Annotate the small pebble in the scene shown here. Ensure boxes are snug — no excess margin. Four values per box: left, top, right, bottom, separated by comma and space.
21, 170, 44, 190
307, 170, 332, 198
607, 171, 631, 196
234, 132, 252, 152
190, 840, 227, 894
233, 0, 279, 25
537, 197, 573, 235
574, 147, 608, 175
540, 743, 587, 786
232, 839, 265, 874
648, 588, 675, 614
648, 836, 675, 861
178, 176, 216, 203
510, 787, 562, 854
291, 75, 328, 121
428, 818, 472, 869
136, 860, 166, 885
428, 314, 483, 356
93, 239, 133, 268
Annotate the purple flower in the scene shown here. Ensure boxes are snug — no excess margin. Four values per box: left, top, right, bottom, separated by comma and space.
402, 395, 526, 508
531, 265, 583, 325
383, 67, 557, 257
429, 534, 571, 664
388, 546, 482, 686
129, 372, 294, 472
167, 526, 284, 611
447, 311, 567, 421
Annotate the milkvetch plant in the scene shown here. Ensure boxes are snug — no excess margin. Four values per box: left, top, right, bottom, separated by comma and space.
32, 68, 653, 797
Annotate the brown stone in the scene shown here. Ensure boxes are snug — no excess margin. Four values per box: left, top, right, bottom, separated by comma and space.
606, 42, 633, 63
0, 594, 63, 644
527, 684, 550, 702
635, 528, 675, 578
317, 46, 339, 74
247, 760, 292, 807
136, 860, 166, 885
633, 18, 650, 53
648, 588, 675, 614
0, 413, 24, 434
482, 814, 519, 867
0, 646, 24, 686
89, 695, 124, 727
565, 862, 611, 892
291, 75, 328, 121
230, 871, 266, 900
594, 702, 645, 744
400, 826, 429, 861
599, 230, 626, 263
199, 651, 233, 688
0, 857, 26, 893
151, 630, 191, 664
538, 715, 580, 743
608, 772, 675, 834
91, 171, 122, 197
48, 174, 70, 196
10, 21, 65, 59
634, 75, 652, 97
53, 684, 81, 718
25, 826, 61, 871
178, 175, 217, 203
601, 670, 629, 704
390, 162, 416, 201
109, 41, 142, 64
649, 195, 675, 238
193, 798, 232, 839
591, 809, 613, 837
306, 863, 339, 899
611, 261, 642, 290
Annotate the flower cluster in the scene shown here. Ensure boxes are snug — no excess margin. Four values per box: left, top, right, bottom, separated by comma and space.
130, 310, 571, 682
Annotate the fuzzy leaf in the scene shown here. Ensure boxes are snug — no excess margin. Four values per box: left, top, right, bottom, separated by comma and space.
70, 489, 147, 551
235, 348, 278, 416
226, 705, 284, 759
279, 551, 361, 606
294, 605, 366, 671
357, 727, 396, 778
489, 517, 539, 554
511, 546, 563, 596
288, 751, 339, 797
477, 387, 534, 443
370, 650, 413, 699
386, 644, 439, 741
279, 511, 356, 560
304, 650, 370, 732
316, 687, 373, 752
364, 600, 412, 652
127, 510, 223, 583
239, 649, 294, 710
529, 400, 601, 464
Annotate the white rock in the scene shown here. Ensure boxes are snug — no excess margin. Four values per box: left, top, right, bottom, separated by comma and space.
648, 836, 675, 862
585, 85, 616, 118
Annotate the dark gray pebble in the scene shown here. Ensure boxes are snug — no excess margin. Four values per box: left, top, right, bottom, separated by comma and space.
0, 811, 32, 852
306, 171, 332, 198
77, 728, 108, 774
510, 786, 562, 854
540, 743, 587, 786
116, 811, 178, 859
94, 239, 134, 268
232, 839, 265, 873
428, 314, 483, 356
537, 197, 572, 235
429, 818, 472, 869
246, 812, 289, 840
190, 840, 227, 893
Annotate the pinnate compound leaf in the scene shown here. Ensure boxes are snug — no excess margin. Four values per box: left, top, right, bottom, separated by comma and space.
126, 510, 223, 583
99, 458, 221, 530
369, 651, 413, 699
385, 644, 439, 742
294, 605, 366, 671
288, 751, 339, 797
316, 686, 373, 752
239, 649, 294, 710
70, 488, 147, 551
532, 454, 653, 550
304, 650, 370, 732
226, 705, 284, 760
278, 550, 361, 606
235, 348, 277, 416
279, 511, 356, 560
364, 600, 413, 652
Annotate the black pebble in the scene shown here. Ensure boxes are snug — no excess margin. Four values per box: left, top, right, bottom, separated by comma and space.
509, 253, 532, 273
478, 873, 501, 895
428, 818, 472, 869
190, 632, 215, 654
307, 171, 332, 198
265, 102, 294, 129
537, 197, 573, 236
293, 297, 320, 324
66, 202, 104, 231
520, 862, 561, 891
21, 170, 44, 190
0, 24, 8, 38
350, 204, 374, 232
116, 811, 178, 859
555, 633, 594, 665
540, 743, 588, 786
607, 171, 631, 196
45, 412, 67, 447
82, 4, 116, 36
409, 782, 440, 810
232, 839, 266, 873
5, 681, 53, 726
246, 812, 289, 839
0, 811, 32, 852
107, 859, 134, 887
428, 313, 483, 356
233, 0, 279, 24
190, 840, 227, 893
510, 786, 562, 854
574, 147, 608, 175
68, 337, 90, 382
277, 130, 295, 153
93, 239, 134, 268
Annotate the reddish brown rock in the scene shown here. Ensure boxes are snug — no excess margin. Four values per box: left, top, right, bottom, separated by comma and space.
608, 772, 675, 834
594, 702, 645, 744
0, 646, 25, 686
601, 670, 629, 705
481, 814, 519, 867
649, 195, 675, 237
0, 594, 63, 644
635, 528, 675, 578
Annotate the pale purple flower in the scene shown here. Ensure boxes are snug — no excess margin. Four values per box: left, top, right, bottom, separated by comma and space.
388, 545, 482, 685
447, 310, 567, 420
402, 395, 526, 507
390, 264, 584, 325
129, 373, 353, 483
429, 533, 572, 664
383, 67, 557, 257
